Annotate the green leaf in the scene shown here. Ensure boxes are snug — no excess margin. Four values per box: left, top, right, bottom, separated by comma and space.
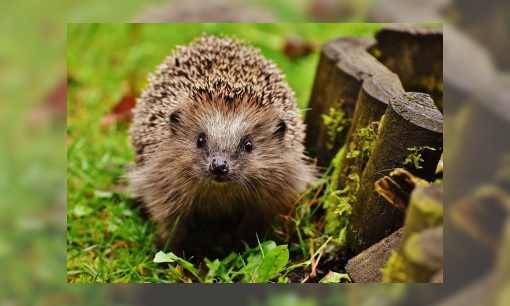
239, 262, 259, 283
319, 271, 351, 283
153, 251, 175, 263
256, 245, 289, 283
247, 240, 277, 265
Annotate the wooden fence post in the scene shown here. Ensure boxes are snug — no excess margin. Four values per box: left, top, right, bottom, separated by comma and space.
370, 24, 443, 112
346, 92, 443, 257
382, 183, 443, 283
324, 72, 404, 237
304, 37, 395, 168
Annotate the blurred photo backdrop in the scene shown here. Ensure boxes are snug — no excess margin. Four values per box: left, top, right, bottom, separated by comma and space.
1, 0, 509, 305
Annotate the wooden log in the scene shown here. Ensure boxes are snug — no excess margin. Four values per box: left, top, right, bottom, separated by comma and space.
399, 184, 443, 250
346, 93, 443, 257
336, 73, 405, 194
370, 24, 443, 112
381, 184, 443, 283
345, 227, 403, 283
324, 73, 404, 237
402, 225, 443, 282
304, 37, 395, 168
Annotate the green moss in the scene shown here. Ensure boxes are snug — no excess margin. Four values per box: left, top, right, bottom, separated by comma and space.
323, 146, 351, 236
414, 196, 443, 228
378, 115, 386, 134
404, 146, 436, 169
403, 233, 425, 266
322, 107, 350, 150
406, 94, 414, 100
381, 251, 408, 283
346, 122, 378, 163
323, 121, 380, 241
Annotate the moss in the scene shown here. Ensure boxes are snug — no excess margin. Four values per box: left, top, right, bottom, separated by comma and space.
404, 146, 436, 169
322, 107, 350, 150
378, 114, 386, 134
406, 94, 414, 100
346, 122, 379, 164
324, 121, 380, 240
323, 146, 351, 236
414, 196, 443, 228
381, 251, 408, 283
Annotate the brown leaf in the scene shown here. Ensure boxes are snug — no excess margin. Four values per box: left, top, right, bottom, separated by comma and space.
375, 168, 428, 212
101, 94, 136, 128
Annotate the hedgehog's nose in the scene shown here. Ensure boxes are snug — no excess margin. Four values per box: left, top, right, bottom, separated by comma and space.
209, 158, 229, 176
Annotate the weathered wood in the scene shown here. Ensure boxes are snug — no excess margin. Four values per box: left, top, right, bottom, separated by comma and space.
346, 92, 443, 257
345, 227, 403, 283
399, 184, 443, 250
304, 37, 395, 168
402, 225, 443, 282
370, 24, 443, 112
381, 184, 443, 283
374, 168, 429, 213
336, 73, 404, 190
324, 73, 405, 237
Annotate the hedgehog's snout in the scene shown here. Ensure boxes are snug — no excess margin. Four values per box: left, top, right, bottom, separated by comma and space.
209, 157, 229, 176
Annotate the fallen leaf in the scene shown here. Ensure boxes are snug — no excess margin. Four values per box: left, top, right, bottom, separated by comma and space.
101, 94, 136, 128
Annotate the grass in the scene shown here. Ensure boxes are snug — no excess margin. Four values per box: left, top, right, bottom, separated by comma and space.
66, 23, 387, 283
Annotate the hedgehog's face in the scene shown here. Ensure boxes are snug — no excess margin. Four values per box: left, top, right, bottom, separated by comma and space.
168, 101, 288, 188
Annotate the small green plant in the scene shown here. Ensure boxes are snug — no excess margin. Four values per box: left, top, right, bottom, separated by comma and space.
404, 146, 436, 169
153, 240, 289, 283
152, 235, 339, 283
322, 107, 349, 150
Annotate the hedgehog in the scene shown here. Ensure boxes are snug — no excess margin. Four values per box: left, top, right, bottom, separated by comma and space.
128, 35, 315, 259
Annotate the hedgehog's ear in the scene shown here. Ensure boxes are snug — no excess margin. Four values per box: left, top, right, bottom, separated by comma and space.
273, 120, 286, 140
169, 111, 182, 134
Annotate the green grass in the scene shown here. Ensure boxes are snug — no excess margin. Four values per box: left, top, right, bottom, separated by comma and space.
67, 23, 386, 283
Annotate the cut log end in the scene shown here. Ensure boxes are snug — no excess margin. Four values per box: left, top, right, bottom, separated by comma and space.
391, 92, 443, 133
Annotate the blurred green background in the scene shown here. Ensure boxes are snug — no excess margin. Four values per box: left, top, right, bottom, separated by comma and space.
2, 0, 510, 304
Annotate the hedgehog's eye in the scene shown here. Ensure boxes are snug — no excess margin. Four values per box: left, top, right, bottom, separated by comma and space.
197, 133, 206, 148
244, 140, 253, 153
